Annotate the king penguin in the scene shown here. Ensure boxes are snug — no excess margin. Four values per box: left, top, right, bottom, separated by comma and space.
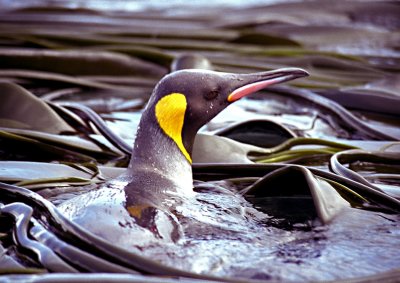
58, 66, 308, 247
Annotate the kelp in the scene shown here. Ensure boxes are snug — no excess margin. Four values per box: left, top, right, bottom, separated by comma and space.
0, 130, 97, 163
215, 119, 296, 148
0, 83, 131, 162
1, 203, 78, 272
262, 86, 399, 141
27, 80, 395, 166
1, 163, 400, 280
0, 0, 399, 281
0, 161, 109, 183
0, 161, 123, 196
0, 182, 238, 282
59, 103, 133, 155
0, 70, 151, 95
0, 83, 74, 134
192, 164, 400, 213
240, 166, 351, 225
1, 128, 119, 157
251, 141, 356, 165
0, 48, 167, 77
0, 164, 399, 281
330, 149, 400, 198
316, 87, 400, 116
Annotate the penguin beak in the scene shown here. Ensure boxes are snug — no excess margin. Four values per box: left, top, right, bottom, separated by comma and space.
227, 68, 309, 102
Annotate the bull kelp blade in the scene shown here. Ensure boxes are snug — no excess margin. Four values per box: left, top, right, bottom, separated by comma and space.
240, 165, 350, 224
0, 83, 74, 134
0, 130, 96, 162
0, 161, 95, 182
2, 128, 121, 157
0, 48, 167, 77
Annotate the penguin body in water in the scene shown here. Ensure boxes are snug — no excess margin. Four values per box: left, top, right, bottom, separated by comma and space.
58, 67, 308, 248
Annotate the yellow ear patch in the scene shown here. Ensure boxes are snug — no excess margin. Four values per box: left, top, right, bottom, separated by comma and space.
155, 93, 192, 163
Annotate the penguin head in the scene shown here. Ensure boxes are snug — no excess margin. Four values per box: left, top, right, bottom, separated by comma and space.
142, 68, 308, 163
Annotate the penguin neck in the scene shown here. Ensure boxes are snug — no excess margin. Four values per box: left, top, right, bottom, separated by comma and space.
126, 111, 194, 195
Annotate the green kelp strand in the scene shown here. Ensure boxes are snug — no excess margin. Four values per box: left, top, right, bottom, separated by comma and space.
248, 137, 358, 159
15, 177, 95, 190
274, 137, 359, 152
60, 162, 102, 180
318, 176, 368, 207
254, 147, 343, 163
0, 268, 47, 275
248, 137, 358, 161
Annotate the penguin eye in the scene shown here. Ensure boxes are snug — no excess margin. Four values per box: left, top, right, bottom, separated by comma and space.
204, 90, 219, 100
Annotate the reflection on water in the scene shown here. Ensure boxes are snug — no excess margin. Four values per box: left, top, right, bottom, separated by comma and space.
0, 0, 298, 11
